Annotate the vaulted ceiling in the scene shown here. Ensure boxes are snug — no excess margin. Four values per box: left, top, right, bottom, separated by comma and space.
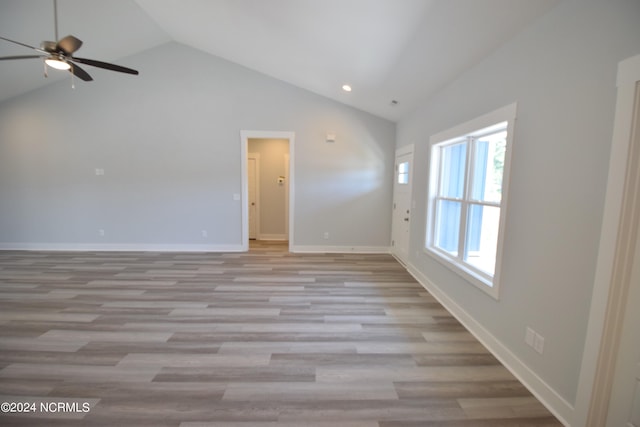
0, 0, 560, 121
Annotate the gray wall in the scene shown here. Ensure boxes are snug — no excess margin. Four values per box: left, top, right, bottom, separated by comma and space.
0, 42, 395, 251
396, 0, 640, 417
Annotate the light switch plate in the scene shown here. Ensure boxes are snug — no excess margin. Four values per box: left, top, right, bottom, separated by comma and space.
525, 327, 535, 347
534, 333, 544, 354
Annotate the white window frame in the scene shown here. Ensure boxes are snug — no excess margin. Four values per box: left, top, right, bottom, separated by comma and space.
397, 161, 410, 185
425, 103, 516, 299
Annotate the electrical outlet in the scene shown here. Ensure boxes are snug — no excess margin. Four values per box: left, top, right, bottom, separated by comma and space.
525, 326, 544, 354
98, 229, 105, 237
323, 232, 329, 240
201, 230, 208, 238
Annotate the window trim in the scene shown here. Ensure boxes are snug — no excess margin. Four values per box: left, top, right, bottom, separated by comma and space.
425, 103, 516, 299
397, 161, 410, 185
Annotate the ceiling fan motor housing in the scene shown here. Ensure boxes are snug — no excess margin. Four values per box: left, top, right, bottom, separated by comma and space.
40, 41, 56, 52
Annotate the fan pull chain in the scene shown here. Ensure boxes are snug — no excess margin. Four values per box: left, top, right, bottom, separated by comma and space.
71, 68, 75, 89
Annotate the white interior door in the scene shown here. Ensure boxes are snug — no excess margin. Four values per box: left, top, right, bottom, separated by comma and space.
391, 146, 413, 264
248, 154, 259, 240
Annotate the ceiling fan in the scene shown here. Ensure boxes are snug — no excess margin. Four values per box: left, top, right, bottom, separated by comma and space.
0, 0, 138, 82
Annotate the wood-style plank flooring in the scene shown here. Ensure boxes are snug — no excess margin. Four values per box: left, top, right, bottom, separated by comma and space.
0, 241, 562, 426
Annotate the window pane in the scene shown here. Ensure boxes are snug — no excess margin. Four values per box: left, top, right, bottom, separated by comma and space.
440, 143, 466, 198
470, 131, 506, 203
435, 199, 461, 255
397, 161, 409, 184
464, 204, 500, 275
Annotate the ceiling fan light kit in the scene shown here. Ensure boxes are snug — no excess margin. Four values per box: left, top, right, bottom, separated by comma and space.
0, 0, 139, 85
44, 57, 70, 70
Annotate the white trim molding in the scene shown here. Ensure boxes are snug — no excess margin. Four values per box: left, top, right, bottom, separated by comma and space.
241, 130, 295, 253
290, 245, 390, 254
395, 144, 414, 158
0, 243, 244, 252
425, 102, 517, 300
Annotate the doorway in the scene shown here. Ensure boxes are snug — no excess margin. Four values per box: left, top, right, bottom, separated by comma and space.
240, 131, 295, 252
391, 145, 414, 265
248, 138, 289, 242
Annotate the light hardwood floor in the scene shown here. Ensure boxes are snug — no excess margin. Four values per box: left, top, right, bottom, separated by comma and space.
0, 241, 562, 426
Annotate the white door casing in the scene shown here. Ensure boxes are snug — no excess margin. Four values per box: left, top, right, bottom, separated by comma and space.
604, 79, 640, 427
574, 54, 640, 426
240, 130, 295, 252
284, 153, 290, 240
607, 220, 640, 426
391, 145, 414, 264
248, 154, 260, 240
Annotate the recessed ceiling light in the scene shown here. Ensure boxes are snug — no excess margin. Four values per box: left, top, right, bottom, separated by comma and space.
342, 84, 352, 92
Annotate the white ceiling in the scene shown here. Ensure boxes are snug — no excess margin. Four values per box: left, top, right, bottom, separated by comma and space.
0, 0, 560, 121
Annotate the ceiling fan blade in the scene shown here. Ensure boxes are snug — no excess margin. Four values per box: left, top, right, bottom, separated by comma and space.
69, 62, 93, 81
56, 35, 83, 55
0, 36, 39, 51
0, 55, 43, 61
72, 57, 138, 75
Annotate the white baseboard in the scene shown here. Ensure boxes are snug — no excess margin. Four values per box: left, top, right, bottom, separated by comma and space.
0, 243, 392, 254
0, 243, 244, 252
406, 262, 573, 426
291, 245, 390, 254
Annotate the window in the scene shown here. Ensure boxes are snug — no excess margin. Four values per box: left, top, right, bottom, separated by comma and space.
397, 161, 409, 184
426, 104, 516, 298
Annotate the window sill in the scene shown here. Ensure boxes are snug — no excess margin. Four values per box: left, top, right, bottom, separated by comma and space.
423, 247, 500, 300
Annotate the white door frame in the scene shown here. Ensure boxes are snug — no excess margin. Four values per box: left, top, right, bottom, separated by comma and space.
248, 153, 261, 240
284, 153, 290, 241
573, 53, 640, 426
240, 130, 295, 252
391, 144, 414, 264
